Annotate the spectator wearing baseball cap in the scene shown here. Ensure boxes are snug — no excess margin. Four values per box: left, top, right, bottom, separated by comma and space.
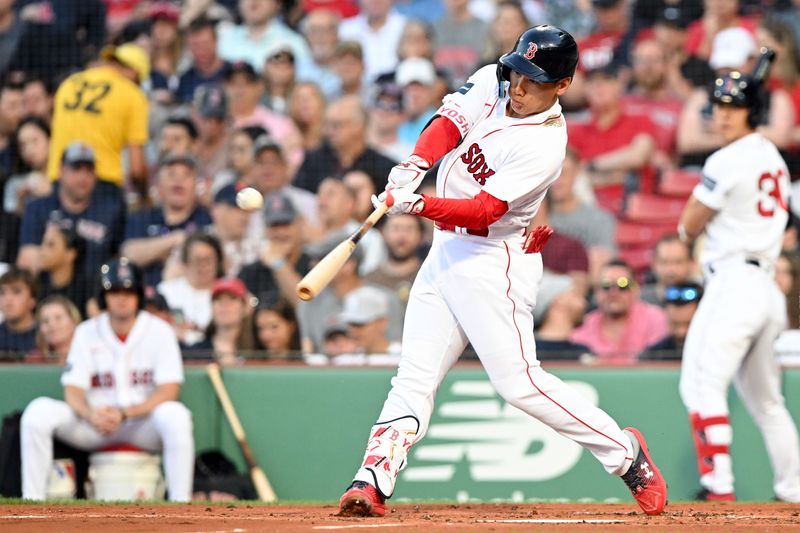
250, 134, 319, 231
224, 60, 304, 174
262, 42, 296, 115
395, 58, 438, 146
210, 182, 260, 277
297, 232, 402, 354
332, 286, 401, 366
238, 193, 312, 308
174, 17, 233, 104
319, 314, 358, 360
121, 152, 212, 288
18, 142, 126, 278
192, 84, 230, 181
184, 277, 257, 365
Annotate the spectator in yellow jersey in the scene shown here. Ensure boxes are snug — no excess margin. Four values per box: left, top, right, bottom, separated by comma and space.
47, 43, 150, 199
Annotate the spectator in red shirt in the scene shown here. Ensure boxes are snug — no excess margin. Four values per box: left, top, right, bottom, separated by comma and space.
570, 259, 669, 363
565, 0, 631, 108
568, 62, 656, 214
684, 0, 757, 61
623, 38, 685, 161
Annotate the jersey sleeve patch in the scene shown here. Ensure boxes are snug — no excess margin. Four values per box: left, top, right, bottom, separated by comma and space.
457, 82, 474, 95
701, 173, 718, 191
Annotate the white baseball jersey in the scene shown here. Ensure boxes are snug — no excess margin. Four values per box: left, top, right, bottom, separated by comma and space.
680, 132, 800, 501
351, 64, 640, 500
694, 132, 789, 270
435, 65, 567, 238
61, 311, 184, 408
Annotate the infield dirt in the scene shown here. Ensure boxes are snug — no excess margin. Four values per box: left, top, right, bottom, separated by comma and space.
2, 502, 800, 532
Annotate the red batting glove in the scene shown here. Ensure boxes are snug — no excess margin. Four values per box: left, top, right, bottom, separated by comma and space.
523, 225, 554, 254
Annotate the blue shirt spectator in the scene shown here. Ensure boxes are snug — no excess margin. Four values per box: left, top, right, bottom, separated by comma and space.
175, 17, 232, 104
122, 153, 212, 288
0, 268, 39, 358
17, 143, 125, 278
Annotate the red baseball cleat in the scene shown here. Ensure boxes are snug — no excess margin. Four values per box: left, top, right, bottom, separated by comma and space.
338, 481, 386, 517
697, 488, 736, 502
622, 427, 668, 515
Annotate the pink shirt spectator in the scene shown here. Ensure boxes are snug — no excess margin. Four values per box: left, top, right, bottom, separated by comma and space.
233, 106, 304, 171
569, 301, 669, 363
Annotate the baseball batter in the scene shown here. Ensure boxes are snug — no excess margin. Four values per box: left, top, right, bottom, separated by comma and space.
338, 26, 667, 517
20, 258, 195, 501
679, 68, 800, 502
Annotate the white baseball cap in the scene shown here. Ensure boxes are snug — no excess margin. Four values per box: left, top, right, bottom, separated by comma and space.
340, 286, 389, 325
709, 27, 756, 71
395, 58, 436, 87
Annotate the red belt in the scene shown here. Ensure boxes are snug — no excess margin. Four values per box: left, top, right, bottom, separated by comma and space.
434, 222, 489, 237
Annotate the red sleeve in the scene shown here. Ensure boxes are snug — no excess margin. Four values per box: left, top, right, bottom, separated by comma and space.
419, 190, 508, 229
412, 116, 462, 167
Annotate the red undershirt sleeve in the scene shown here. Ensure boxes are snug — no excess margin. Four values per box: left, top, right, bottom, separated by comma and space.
412, 116, 462, 166
419, 190, 509, 229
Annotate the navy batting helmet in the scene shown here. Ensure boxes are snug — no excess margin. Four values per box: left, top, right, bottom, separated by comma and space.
709, 71, 764, 129
97, 257, 144, 309
497, 25, 579, 87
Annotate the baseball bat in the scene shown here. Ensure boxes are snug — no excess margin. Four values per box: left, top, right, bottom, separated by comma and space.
751, 47, 776, 84
206, 363, 277, 502
296, 202, 389, 301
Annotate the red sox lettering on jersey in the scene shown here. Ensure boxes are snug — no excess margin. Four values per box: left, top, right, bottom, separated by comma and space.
460, 143, 495, 185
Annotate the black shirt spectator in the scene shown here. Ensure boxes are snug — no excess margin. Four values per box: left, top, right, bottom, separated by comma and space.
36, 223, 91, 317
292, 95, 395, 194
11, 0, 106, 81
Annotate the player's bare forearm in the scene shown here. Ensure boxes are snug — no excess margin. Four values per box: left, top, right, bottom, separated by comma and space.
123, 383, 181, 419
679, 195, 717, 242
64, 385, 94, 421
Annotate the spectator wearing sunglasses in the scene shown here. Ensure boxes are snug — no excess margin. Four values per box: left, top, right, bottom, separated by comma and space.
570, 259, 669, 363
641, 233, 699, 306
641, 283, 704, 361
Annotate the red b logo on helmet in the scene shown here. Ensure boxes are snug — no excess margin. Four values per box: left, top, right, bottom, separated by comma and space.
524, 42, 538, 59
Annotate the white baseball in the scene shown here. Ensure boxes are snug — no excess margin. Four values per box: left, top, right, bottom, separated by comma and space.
236, 187, 264, 211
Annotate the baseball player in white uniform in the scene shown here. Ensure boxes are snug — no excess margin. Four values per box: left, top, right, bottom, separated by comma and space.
20, 258, 195, 501
338, 25, 667, 517
679, 67, 800, 502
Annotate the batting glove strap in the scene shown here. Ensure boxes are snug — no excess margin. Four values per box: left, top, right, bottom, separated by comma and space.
372, 190, 425, 216
523, 225, 554, 254
385, 155, 430, 192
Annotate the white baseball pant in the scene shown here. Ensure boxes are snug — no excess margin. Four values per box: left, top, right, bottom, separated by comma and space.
21, 397, 195, 501
680, 261, 800, 501
354, 231, 635, 494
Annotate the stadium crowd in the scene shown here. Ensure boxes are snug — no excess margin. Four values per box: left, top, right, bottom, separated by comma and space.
0, 0, 799, 365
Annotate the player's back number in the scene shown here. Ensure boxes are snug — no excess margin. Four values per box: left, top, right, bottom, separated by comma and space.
63, 80, 112, 114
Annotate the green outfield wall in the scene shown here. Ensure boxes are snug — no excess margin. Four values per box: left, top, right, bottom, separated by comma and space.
1, 364, 798, 502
